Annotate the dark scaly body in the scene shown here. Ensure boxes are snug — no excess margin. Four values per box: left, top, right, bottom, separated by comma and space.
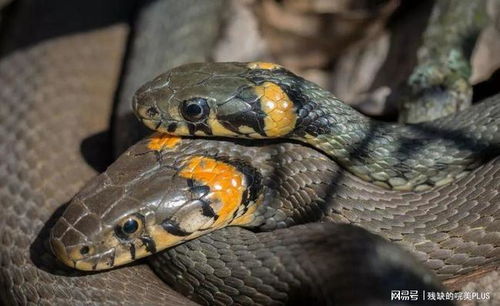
133, 62, 500, 191
1, 0, 496, 305
50, 133, 471, 304
51, 134, 499, 280
0, 0, 223, 305
0, 1, 194, 304
153, 223, 447, 306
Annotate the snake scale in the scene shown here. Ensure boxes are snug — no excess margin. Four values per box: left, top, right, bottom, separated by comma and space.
133, 62, 500, 192
1, 0, 499, 305
51, 128, 498, 304
0, 0, 199, 304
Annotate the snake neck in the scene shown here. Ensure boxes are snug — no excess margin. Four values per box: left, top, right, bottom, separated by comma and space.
291, 92, 401, 189
285, 78, 499, 191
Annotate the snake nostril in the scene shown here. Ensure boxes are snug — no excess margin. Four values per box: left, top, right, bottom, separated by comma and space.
146, 106, 159, 118
80, 246, 90, 255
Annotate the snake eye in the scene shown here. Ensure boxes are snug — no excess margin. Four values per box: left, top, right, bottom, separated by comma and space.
180, 98, 209, 122
122, 219, 138, 234
80, 246, 90, 255
115, 215, 143, 239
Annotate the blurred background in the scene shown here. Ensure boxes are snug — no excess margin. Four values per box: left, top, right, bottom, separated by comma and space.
211, 0, 500, 118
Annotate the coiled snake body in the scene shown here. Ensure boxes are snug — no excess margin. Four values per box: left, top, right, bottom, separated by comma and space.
51, 61, 500, 304
1, 0, 499, 305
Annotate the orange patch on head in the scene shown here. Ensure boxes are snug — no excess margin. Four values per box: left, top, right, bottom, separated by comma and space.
254, 82, 297, 137
178, 156, 247, 226
247, 62, 282, 70
147, 132, 182, 150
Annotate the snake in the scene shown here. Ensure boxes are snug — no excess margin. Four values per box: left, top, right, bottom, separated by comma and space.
132, 62, 500, 192
0, 0, 215, 304
50, 58, 500, 303
2, 0, 423, 305
50, 133, 451, 304
1, 0, 498, 305
50, 126, 500, 304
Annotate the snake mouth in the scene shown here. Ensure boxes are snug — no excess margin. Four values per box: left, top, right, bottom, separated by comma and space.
135, 108, 186, 135
140, 118, 163, 131
50, 238, 77, 268
73, 248, 118, 271
50, 238, 119, 271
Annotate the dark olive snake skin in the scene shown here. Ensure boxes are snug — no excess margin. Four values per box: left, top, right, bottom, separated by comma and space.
50, 134, 448, 305
1, 0, 433, 305
1, 1, 499, 306
153, 223, 443, 306
0, 0, 197, 305
55, 132, 500, 276
133, 62, 500, 192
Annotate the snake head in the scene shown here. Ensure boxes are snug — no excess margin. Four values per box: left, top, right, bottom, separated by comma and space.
50, 134, 262, 271
132, 62, 303, 139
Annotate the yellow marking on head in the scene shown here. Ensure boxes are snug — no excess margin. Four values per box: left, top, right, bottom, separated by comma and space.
231, 203, 258, 226
148, 224, 203, 251
238, 125, 256, 135
108, 237, 151, 267
178, 156, 247, 227
194, 130, 207, 136
237, 125, 266, 139
147, 132, 182, 150
255, 82, 297, 137
95, 257, 117, 270
247, 62, 282, 70
75, 260, 94, 271
148, 225, 188, 248
51, 239, 75, 268
65, 245, 87, 261
157, 124, 191, 136
208, 118, 238, 136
